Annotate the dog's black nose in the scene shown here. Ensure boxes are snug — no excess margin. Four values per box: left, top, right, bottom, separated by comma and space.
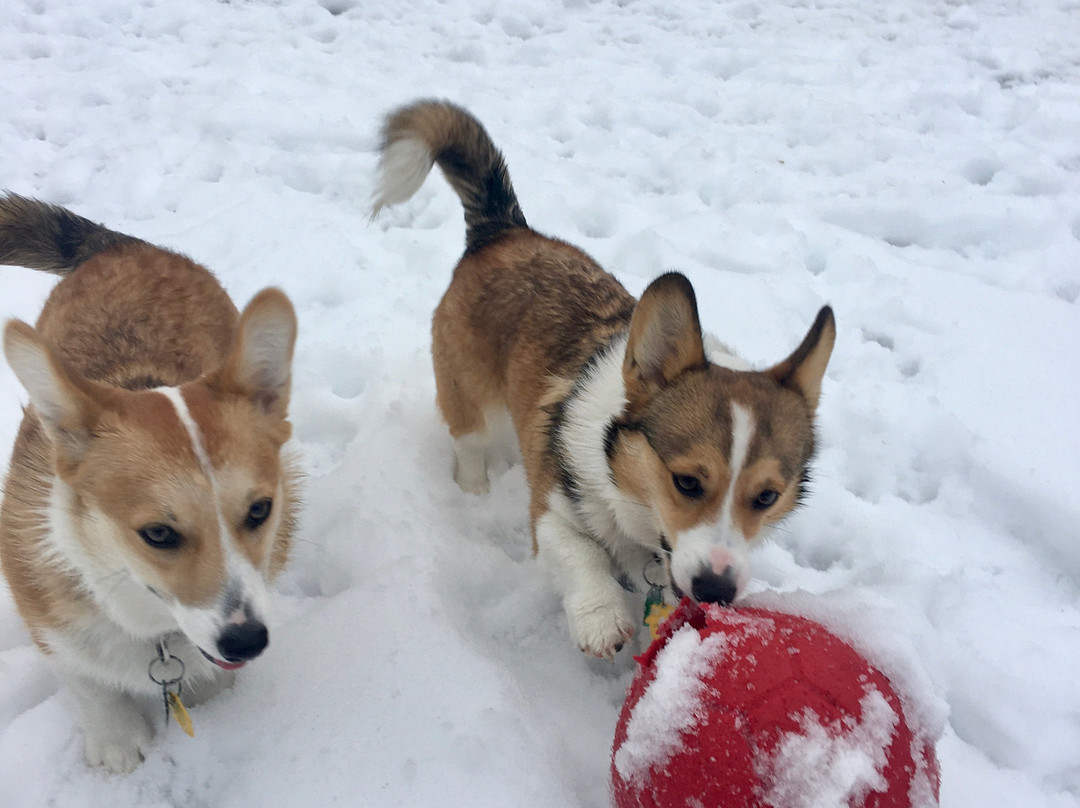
691, 569, 738, 605
217, 620, 269, 662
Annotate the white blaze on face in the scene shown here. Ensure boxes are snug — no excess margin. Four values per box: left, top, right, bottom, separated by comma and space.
156, 387, 271, 654
669, 402, 755, 598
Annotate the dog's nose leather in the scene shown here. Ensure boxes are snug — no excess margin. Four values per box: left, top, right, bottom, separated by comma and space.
217, 621, 269, 662
690, 568, 737, 605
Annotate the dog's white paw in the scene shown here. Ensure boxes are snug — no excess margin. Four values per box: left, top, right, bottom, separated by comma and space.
453, 459, 490, 495
83, 709, 154, 773
452, 437, 490, 495
565, 592, 636, 661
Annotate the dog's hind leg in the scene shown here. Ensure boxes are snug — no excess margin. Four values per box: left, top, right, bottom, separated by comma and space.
447, 404, 519, 494
432, 303, 509, 495
450, 430, 491, 495
432, 355, 501, 494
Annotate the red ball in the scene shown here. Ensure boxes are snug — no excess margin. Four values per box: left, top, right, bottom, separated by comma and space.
611, 600, 940, 808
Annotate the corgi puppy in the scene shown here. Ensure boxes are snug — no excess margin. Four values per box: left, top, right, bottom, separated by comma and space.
0, 194, 299, 772
373, 101, 836, 660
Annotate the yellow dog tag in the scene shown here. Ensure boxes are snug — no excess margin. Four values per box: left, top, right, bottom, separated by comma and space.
644, 601, 676, 640
167, 691, 195, 737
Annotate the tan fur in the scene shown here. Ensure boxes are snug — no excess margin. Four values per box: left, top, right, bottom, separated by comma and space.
0, 194, 299, 771
0, 415, 93, 648
180, 383, 296, 577
1, 201, 298, 647
622, 273, 707, 411
34, 242, 238, 388
610, 370, 819, 551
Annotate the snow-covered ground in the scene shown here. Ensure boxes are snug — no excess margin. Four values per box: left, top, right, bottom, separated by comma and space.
1, 0, 1078, 805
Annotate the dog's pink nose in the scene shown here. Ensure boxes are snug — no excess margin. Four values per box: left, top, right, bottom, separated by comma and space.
708, 546, 734, 576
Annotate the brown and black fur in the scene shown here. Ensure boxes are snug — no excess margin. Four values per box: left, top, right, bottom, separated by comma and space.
377, 102, 642, 526
373, 100, 836, 658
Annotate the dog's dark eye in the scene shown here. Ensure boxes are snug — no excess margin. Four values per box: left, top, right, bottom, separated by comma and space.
138, 524, 182, 549
672, 474, 704, 499
244, 498, 273, 530
752, 490, 780, 510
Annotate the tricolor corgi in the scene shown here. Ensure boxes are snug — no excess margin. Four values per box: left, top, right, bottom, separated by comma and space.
0, 195, 299, 771
373, 101, 836, 660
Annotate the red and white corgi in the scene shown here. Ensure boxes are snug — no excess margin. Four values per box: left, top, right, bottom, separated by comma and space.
373, 101, 835, 659
0, 195, 299, 772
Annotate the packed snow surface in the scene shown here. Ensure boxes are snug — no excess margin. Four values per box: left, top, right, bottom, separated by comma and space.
1, 0, 1079, 806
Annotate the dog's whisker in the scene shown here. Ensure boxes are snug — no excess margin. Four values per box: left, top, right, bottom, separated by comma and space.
287, 535, 325, 548
96, 568, 132, 599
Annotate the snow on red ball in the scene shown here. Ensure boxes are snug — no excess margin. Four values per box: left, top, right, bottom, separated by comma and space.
611, 600, 940, 808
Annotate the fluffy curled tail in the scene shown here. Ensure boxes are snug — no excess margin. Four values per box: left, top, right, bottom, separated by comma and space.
0, 193, 139, 275
372, 100, 527, 253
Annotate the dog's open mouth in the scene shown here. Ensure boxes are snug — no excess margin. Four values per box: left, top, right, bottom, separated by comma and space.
199, 648, 247, 671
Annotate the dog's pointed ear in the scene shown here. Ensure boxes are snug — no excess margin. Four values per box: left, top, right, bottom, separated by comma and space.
765, 306, 836, 412
623, 273, 706, 408
210, 288, 297, 419
3, 319, 104, 467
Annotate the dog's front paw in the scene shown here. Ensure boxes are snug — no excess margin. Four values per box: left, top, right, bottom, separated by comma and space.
83, 710, 154, 773
565, 593, 636, 661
